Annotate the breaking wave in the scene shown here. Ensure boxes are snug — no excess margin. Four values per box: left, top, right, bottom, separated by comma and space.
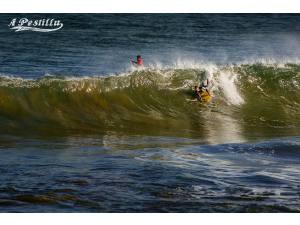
0, 62, 299, 140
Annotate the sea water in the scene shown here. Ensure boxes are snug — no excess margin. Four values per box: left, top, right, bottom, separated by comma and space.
0, 14, 299, 212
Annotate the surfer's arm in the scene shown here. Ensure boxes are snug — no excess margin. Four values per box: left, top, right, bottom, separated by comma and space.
130, 60, 137, 65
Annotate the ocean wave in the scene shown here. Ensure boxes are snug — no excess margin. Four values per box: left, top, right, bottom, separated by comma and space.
0, 62, 299, 138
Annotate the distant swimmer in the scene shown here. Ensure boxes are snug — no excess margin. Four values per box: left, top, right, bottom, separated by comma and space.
130, 55, 143, 67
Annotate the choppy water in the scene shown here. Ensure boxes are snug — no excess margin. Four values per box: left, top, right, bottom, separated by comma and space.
0, 135, 299, 212
0, 14, 299, 212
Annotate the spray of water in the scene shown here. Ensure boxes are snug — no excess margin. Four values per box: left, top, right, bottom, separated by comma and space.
217, 71, 244, 105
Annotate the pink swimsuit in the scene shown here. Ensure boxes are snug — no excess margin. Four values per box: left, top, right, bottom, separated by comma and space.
137, 58, 143, 66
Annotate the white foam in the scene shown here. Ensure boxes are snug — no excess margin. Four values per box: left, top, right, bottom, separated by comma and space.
217, 71, 244, 105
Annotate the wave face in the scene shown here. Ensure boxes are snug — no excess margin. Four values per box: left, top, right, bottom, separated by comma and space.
0, 63, 300, 141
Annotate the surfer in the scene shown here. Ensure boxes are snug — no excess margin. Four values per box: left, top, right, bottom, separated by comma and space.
199, 79, 211, 96
193, 79, 211, 102
130, 55, 143, 67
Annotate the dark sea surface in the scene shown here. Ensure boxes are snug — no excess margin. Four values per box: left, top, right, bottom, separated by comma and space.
0, 14, 299, 212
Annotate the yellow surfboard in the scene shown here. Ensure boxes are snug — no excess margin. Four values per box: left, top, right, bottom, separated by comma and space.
200, 91, 212, 103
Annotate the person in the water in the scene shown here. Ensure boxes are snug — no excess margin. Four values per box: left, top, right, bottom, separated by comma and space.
130, 55, 143, 66
194, 79, 211, 101
199, 79, 211, 96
